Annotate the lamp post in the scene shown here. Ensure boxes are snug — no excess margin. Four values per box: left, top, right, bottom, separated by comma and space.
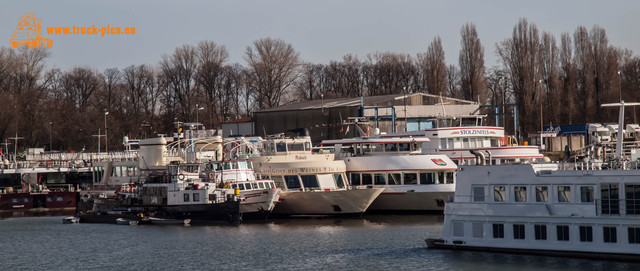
321, 94, 324, 113
104, 110, 109, 153
618, 71, 622, 102
49, 121, 52, 151
196, 104, 205, 123
539, 79, 544, 151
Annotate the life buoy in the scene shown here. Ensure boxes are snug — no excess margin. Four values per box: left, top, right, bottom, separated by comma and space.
208, 172, 215, 180
178, 174, 185, 181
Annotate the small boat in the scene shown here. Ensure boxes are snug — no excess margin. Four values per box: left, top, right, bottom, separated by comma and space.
148, 217, 191, 225
116, 217, 138, 225
62, 216, 79, 224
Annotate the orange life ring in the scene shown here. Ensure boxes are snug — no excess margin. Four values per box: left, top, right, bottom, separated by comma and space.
178, 174, 185, 181
208, 172, 215, 180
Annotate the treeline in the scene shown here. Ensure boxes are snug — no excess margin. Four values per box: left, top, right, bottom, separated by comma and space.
1, 18, 640, 152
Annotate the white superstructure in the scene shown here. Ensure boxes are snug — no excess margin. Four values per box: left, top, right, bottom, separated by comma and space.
243, 136, 384, 216
392, 115, 543, 165
322, 136, 456, 212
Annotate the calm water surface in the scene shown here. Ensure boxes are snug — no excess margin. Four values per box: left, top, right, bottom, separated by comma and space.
1, 215, 639, 270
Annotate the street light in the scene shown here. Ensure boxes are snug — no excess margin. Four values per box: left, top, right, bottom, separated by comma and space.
618, 71, 622, 102
196, 104, 205, 123
539, 79, 544, 151
49, 121, 52, 151
104, 110, 109, 153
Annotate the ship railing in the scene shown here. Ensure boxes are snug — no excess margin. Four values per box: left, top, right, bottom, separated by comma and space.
595, 199, 640, 216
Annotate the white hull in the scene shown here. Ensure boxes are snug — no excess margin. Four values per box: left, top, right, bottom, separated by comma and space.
368, 185, 454, 211
434, 164, 640, 259
273, 188, 383, 216
239, 188, 280, 214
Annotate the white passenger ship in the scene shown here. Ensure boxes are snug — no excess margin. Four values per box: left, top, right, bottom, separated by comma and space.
237, 136, 384, 216
394, 115, 543, 165
321, 136, 457, 212
427, 102, 640, 261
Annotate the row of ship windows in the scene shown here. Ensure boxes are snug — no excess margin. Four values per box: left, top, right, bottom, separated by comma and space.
349, 172, 455, 186
11, 197, 65, 203
452, 221, 640, 244
440, 138, 498, 149
472, 183, 640, 204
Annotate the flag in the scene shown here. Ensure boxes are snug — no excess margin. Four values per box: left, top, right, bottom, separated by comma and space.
345, 126, 350, 135
340, 126, 343, 133
366, 126, 370, 136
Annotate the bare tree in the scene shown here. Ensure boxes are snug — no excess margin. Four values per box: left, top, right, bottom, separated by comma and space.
418, 36, 448, 95
446, 64, 462, 99
159, 44, 199, 122
559, 33, 577, 124
540, 32, 561, 125
459, 23, 487, 103
195, 40, 228, 127
244, 37, 301, 109
497, 18, 542, 137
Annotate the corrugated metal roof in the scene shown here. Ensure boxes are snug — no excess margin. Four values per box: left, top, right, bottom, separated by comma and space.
255, 93, 475, 113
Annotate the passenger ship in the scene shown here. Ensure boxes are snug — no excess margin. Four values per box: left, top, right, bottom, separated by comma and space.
427, 102, 640, 261
321, 136, 457, 212
394, 115, 543, 165
237, 136, 384, 216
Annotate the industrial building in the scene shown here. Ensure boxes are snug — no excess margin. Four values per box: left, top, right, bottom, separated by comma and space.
253, 93, 478, 143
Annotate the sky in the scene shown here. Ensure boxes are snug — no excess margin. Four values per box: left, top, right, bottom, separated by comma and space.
2, 0, 639, 72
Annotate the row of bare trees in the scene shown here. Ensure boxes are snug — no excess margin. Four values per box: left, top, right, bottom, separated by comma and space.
1, 19, 639, 153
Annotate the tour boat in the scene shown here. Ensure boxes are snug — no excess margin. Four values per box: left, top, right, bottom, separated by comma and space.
235, 136, 384, 216
321, 136, 457, 212
392, 115, 543, 165
427, 102, 640, 261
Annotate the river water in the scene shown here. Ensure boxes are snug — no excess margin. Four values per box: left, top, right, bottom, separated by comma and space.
1, 215, 638, 270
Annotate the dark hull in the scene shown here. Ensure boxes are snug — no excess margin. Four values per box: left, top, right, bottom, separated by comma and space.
0, 191, 77, 212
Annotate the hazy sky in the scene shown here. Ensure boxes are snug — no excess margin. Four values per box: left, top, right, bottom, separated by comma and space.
2, 0, 639, 72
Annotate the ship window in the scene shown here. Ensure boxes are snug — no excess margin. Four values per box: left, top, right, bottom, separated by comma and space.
362, 144, 371, 153
287, 143, 304, 152
238, 161, 247, 169
472, 223, 483, 238
238, 183, 245, 190
556, 225, 570, 241
601, 184, 620, 215
276, 141, 287, 152
387, 173, 401, 185
247, 161, 253, 170
420, 172, 435, 184
558, 186, 571, 202
453, 221, 464, 237
350, 173, 361, 186
184, 193, 190, 202
245, 183, 252, 189
580, 186, 594, 203
440, 139, 447, 149
193, 193, 200, 202
47, 197, 53, 202
473, 186, 485, 202
371, 144, 383, 153
301, 175, 319, 189
603, 226, 617, 243
374, 174, 385, 185
463, 138, 470, 148
629, 227, 640, 244
223, 162, 231, 170
625, 185, 640, 215
492, 224, 504, 238
534, 225, 547, 240
403, 173, 417, 185
438, 172, 445, 184
535, 186, 548, 202
231, 184, 237, 189
284, 176, 301, 189
384, 143, 398, 152
334, 174, 345, 188
513, 224, 525, 240
514, 186, 527, 202
258, 182, 265, 189
273, 176, 285, 189
469, 138, 477, 148
12, 198, 17, 203
494, 186, 506, 202
362, 174, 372, 185
445, 172, 454, 184
447, 139, 454, 149
579, 226, 593, 242
398, 143, 410, 152
305, 142, 311, 151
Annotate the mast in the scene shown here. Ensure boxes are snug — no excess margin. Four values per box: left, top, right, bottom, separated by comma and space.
601, 101, 640, 160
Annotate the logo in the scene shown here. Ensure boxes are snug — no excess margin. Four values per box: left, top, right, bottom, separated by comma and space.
10, 13, 52, 48
431, 158, 447, 166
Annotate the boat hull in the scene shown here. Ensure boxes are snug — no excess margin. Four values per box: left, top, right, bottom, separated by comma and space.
239, 188, 280, 219
0, 191, 77, 213
367, 189, 453, 212
272, 188, 383, 216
